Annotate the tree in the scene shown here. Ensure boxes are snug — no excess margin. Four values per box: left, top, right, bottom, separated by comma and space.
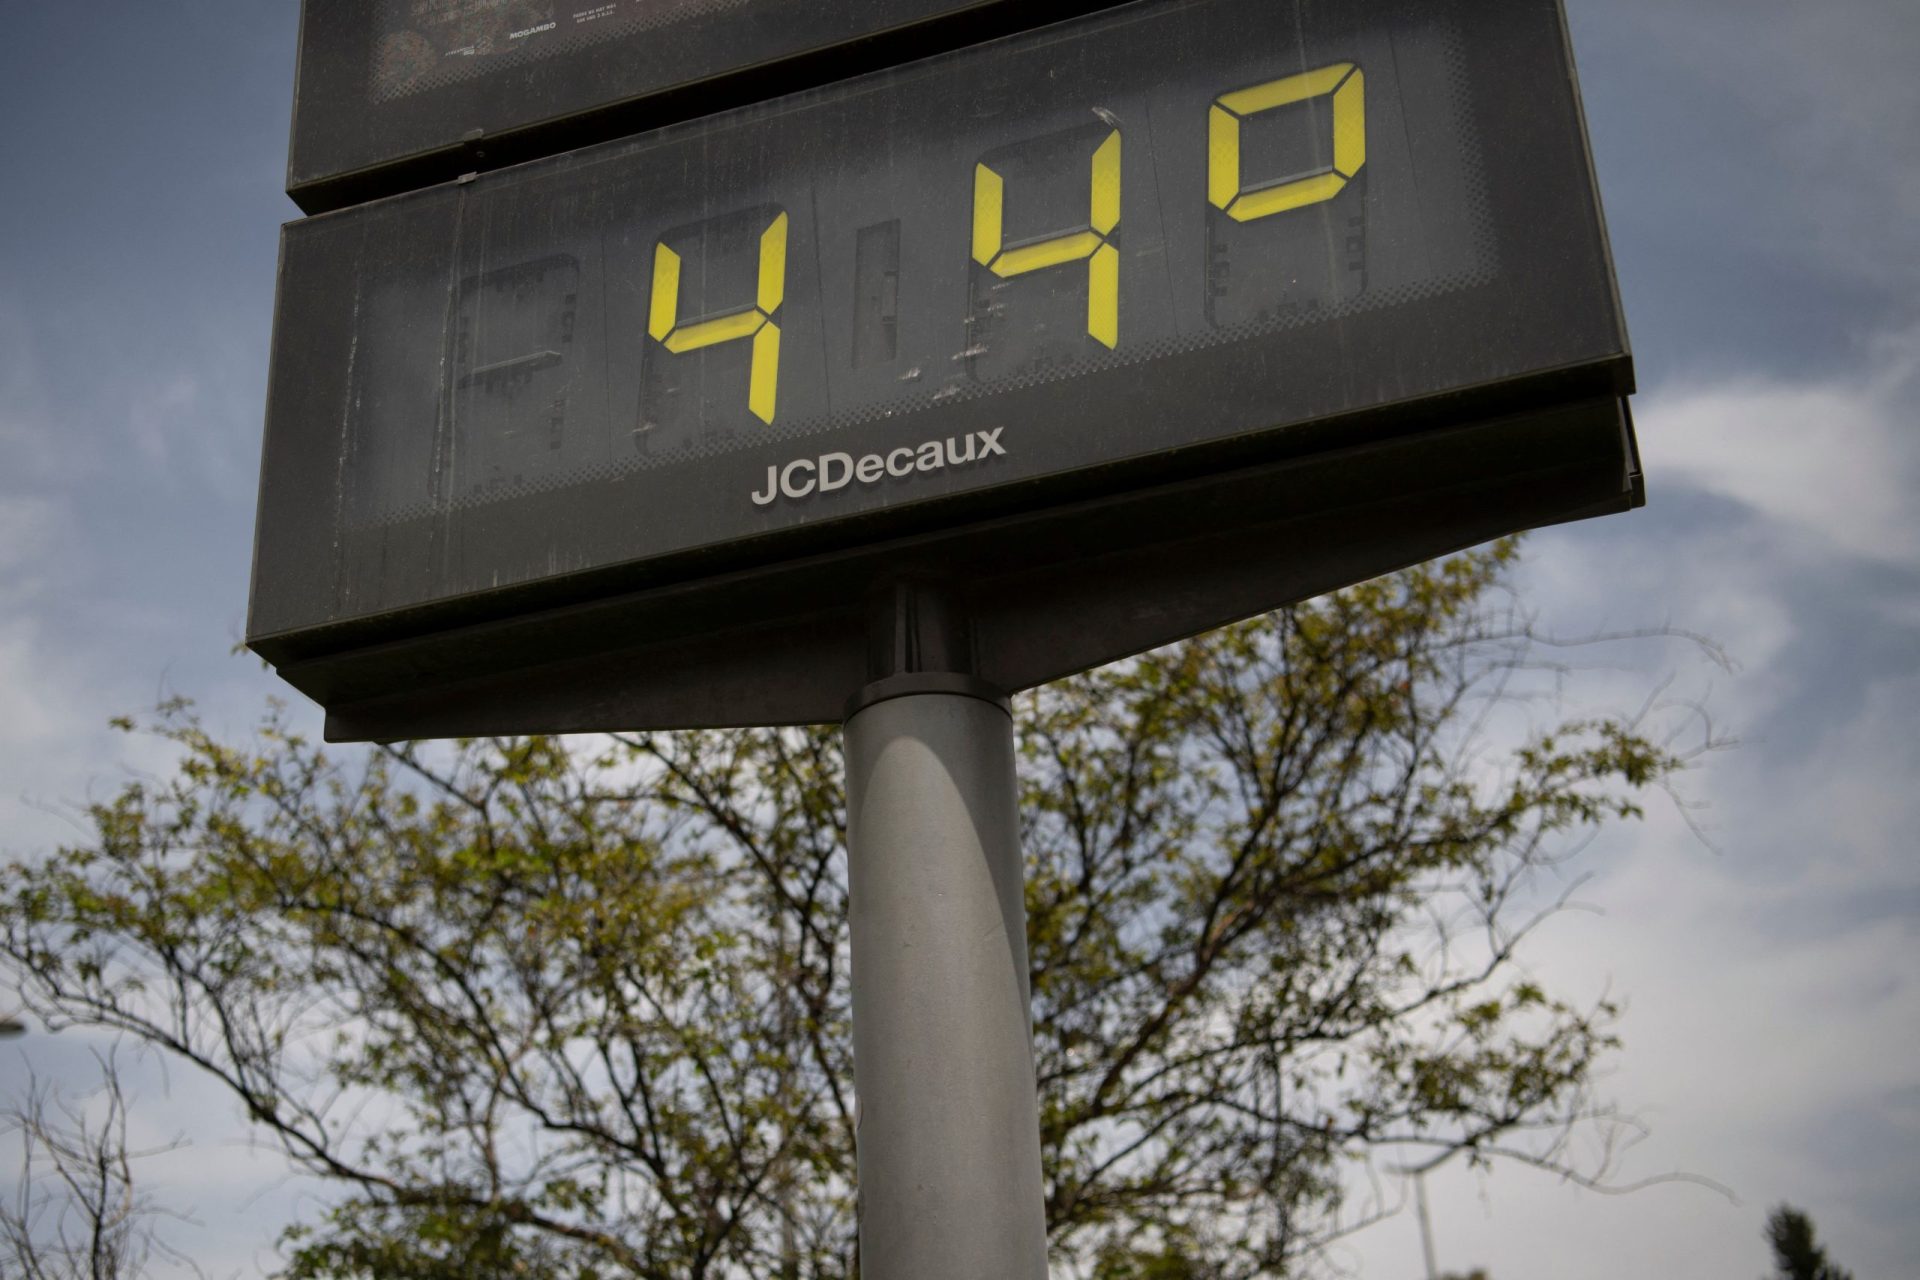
0, 545, 1700, 1278
1765, 1205, 1852, 1280
1, 1048, 207, 1280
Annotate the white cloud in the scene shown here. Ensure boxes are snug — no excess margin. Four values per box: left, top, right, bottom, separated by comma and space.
1336, 632, 1920, 1280
1416, 668, 1920, 1276
0, 495, 69, 602
0, 305, 65, 488
116, 329, 267, 502
0, 621, 107, 855
0, 614, 199, 859
127, 371, 204, 466
1339, 324, 1920, 1279
0, 622, 65, 767
1641, 326, 1920, 564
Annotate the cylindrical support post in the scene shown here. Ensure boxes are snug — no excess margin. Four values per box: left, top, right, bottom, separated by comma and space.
843, 688, 1049, 1280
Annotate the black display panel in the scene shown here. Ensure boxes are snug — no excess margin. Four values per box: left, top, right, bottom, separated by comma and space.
288, 0, 1132, 212
254, 0, 1631, 679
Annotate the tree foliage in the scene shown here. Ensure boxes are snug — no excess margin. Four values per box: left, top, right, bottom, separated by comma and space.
1765, 1205, 1853, 1280
0, 546, 1692, 1278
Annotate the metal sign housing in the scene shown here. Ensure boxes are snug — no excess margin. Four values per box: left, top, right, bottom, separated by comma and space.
251, 0, 1639, 739
288, 0, 1134, 212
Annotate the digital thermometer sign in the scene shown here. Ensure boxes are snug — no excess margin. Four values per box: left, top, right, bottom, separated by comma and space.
253, 0, 1637, 736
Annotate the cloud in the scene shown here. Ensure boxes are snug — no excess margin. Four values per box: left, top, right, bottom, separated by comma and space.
0, 304, 65, 487
1640, 326, 1920, 565
1471, 665, 1920, 1267
1336, 308, 1920, 1279
127, 371, 203, 465
1336, 556, 1920, 1280
114, 327, 269, 502
1579, 0, 1920, 296
0, 494, 69, 602
1344, 825, 1920, 1276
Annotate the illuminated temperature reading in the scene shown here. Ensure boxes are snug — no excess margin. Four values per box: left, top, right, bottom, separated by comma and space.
1210, 64, 1367, 220
646, 62, 1366, 427
648, 209, 789, 425
973, 128, 1123, 349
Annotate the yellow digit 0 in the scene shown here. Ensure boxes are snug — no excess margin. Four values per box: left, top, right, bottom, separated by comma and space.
972, 129, 1121, 349
1209, 63, 1364, 222
648, 210, 788, 424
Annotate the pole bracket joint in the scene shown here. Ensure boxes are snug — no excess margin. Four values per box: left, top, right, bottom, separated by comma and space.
845, 578, 1010, 722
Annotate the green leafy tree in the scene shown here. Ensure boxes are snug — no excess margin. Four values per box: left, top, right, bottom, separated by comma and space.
0, 546, 1699, 1278
1765, 1205, 1853, 1280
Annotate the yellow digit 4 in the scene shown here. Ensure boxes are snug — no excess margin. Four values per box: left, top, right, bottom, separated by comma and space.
648, 210, 789, 425
972, 129, 1121, 349
1209, 63, 1365, 222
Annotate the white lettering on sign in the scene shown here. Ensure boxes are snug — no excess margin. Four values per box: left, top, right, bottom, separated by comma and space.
750, 430, 1010, 506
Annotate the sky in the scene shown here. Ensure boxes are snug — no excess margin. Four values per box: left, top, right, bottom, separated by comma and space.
1, 1, 1917, 1277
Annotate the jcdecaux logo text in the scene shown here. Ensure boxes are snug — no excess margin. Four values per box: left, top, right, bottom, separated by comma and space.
750, 428, 1007, 506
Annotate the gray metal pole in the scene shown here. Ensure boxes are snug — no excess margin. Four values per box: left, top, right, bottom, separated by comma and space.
1415, 1171, 1439, 1280
843, 686, 1050, 1280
